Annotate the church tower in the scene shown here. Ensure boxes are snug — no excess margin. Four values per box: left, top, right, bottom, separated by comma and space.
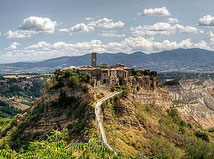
91, 52, 97, 67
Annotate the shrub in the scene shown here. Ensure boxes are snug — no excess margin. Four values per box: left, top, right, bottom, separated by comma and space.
134, 75, 139, 81
179, 127, 186, 134
0, 100, 9, 107
184, 140, 214, 159
180, 120, 186, 127
66, 124, 73, 130
96, 93, 105, 99
80, 74, 90, 83
46, 78, 62, 90
150, 137, 181, 159
150, 71, 157, 76
135, 151, 148, 159
113, 95, 119, 102
208, 127, 214, 133
121, 87, 130, 98
159, 84, 164, 88
194, 131, 209, 142
82, 84, 88, 93
68, 76, 79, 87
130, 68, 136, 76
187, 123, 192, 129
111, 86, 116, 92
167, 107, 181, 124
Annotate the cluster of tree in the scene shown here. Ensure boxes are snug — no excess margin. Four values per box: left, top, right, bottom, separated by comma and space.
0, 79, 44, 98
0, 100, 22, 118
0, 75, 4, 81
46, 69, 90, 90
130, 68, 157, 77
0, 117, 11, 130
154, 107, 214, 159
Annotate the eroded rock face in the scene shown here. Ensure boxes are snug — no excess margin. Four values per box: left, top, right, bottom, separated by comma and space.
129, 76, 172, 109
166, 78, 214, 129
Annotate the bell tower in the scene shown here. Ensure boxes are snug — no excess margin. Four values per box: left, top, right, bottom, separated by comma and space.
91, 51, 97, 67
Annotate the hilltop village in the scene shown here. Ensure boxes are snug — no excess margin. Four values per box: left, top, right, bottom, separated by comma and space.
64, 52, 133, 86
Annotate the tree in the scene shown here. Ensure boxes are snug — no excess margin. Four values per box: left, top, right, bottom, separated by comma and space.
194, 131, 209, 142
184, 140, 214, 159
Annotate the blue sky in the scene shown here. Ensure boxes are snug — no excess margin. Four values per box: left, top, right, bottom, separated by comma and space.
0, 0, 214, 63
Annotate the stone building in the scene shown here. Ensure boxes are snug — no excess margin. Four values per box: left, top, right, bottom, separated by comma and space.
65, 52, 130, 86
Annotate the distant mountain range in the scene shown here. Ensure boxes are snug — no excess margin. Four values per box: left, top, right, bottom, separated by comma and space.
1, 48, 214, 74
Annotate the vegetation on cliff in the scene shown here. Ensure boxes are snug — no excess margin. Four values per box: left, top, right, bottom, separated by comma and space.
0, 100, 22, 118
102, 92, 214, 158
100, 74, 214, 158
0, 129, 118, 158
1, 70, 214, 158
0, 70, 98, 153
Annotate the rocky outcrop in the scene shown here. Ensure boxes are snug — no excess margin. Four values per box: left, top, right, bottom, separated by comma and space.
129, 76, 172, 109
166, 78, 214, 129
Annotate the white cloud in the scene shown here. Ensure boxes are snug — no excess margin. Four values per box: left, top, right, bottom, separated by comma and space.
198, 15, 214, 26
59, 23, 94, 35
88, 18, 125, 29
98, 32, 125, 37
138, 7, 170, 16
6, 16, 57, 38
168, 18, 179, 24
6, 30, 37, 38
205, 31, 214, 47
6, 42, 20, 50
59, 18, 125, 35
25, 41, 51, 50
85, 17, 93, 21
130, 22, 203, 36
106, 37, 210, 53
19, 16, 56, 33
1, 37, 212, 63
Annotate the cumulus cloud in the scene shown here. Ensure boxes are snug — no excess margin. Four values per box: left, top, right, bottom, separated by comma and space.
130, 22, 203, 36
6, 16, 57, 38
6, 42, 20, 50
98, 31, 125, 37
88, 18, 124, 29
59, 23, 94, 35
1, 37, 212, 63
106, 37, 210, 53
60, 18, 125, 35
138, 7, 170, 16
168, 18, 179, 24
198, 15, 214, 26
25, 41, 51, 50
204, 31, 214, 48
6, 30, 37, 38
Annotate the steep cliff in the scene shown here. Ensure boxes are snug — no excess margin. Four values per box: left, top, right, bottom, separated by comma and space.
101, 76, 192, 158
1, 70, 213, 158
129, 76, 171, 109
0, 70, 102, 150
165, 78, 214, 129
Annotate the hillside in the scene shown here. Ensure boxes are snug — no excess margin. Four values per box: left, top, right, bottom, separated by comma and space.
0, 69, 214, 158
100, 74, 214, 158
2, 48, 214, 74
0, 74, 51, 118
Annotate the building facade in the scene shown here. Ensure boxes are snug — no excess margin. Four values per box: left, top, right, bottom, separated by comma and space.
64, 52, 130, 86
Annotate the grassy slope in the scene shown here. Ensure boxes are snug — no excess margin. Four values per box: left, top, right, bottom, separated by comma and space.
0, 70, 99, 151
102, 93, 214, 158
